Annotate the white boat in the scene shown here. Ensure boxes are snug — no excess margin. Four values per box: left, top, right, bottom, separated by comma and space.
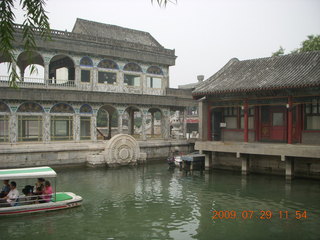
0, 166, 82, 216
174, 156, 183, 167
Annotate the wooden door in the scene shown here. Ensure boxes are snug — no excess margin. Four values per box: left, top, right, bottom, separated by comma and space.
270, 107, 286, 141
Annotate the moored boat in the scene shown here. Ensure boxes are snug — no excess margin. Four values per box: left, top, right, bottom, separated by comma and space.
0, 166, 83, 216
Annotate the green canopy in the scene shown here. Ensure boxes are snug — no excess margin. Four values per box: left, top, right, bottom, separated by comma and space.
0, 166, 57, 180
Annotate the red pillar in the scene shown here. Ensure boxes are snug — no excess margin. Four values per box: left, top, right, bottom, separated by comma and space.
244, 100, 249, 142
207, 106, 212, 141
288, 96, 293, 144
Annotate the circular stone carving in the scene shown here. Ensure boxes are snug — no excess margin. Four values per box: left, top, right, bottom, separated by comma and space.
104, 134, 140, 166
119, 148, 129, 160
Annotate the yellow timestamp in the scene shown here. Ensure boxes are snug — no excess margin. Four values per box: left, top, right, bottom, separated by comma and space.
211, 210, 308, 220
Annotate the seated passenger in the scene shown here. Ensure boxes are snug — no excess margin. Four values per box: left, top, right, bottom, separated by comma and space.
0, 181, 19, 207
43, 180, 53, 203
0, 180, 10, 198
19, 185, 36, 205
34, 178, 45, 202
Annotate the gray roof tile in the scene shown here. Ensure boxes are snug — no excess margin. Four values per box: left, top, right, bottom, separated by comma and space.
193, 51, 320, 96
72, 18, 162, 47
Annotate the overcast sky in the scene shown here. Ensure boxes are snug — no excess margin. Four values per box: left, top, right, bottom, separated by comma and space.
12, 0, 320, 88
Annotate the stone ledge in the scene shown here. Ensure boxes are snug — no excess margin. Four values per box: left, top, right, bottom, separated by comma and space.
195, 141, 320, 159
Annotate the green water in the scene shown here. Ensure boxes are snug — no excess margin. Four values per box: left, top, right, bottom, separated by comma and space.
1, 163, 319, 240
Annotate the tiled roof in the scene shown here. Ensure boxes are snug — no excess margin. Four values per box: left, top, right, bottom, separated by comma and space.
193, 51, 320, 96
72, 18, 162, 47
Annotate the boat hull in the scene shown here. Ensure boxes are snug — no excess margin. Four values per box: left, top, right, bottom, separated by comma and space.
0, 192, 82, 216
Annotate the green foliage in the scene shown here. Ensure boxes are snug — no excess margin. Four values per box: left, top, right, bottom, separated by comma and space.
299, 35, 320, 53
151, 0, 176, 7
272, 35, 320, 56
0, 0, 51, 87
272, 46, 285, 57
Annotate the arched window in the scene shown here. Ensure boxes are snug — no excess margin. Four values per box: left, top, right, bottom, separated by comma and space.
123, 63, 142, 87
123, 63, 142, 72
0, 102, 10, 142
80, 104, 93, 114
97, 59, 119, 84
146, 66, 163, 89
147, 66, 163, 75
50, 103, 74, 141
50, 103, 74, 113
80, 57, 93, 67
80, 57, 93, 83
98, 59, 118, 69
17, 102, 44, 142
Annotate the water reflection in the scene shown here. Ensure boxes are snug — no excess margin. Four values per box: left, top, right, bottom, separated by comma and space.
1, 164, 320, 240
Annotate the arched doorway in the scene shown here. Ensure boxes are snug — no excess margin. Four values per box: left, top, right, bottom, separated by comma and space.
17, 51, 44, 83
123, 106, 142, 139
147, 108, 162, 139
49, 55, 75, 85
97, 105, 118, 139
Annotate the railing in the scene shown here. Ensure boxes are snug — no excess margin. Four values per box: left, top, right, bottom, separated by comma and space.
13, 24, 175, 56
0, 193, 53, 207
0, 76, 76, 89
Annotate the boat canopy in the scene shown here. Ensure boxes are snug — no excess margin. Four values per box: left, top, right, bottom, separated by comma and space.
0, 166, 57, 180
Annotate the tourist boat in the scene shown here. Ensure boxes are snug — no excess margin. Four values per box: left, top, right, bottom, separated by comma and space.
0, 166, 83, 216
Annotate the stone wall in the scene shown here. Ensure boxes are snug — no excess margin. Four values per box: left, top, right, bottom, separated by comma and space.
0, 141, 193, 168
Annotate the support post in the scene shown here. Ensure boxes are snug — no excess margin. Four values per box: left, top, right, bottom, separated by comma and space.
241, 154, 250, 175
285, 157, 294, 180
287, 96, 293, 144
198, 100, 208, 141
207, 106, 212, 141
244, 100, 249, 142
204, 151, 213, 170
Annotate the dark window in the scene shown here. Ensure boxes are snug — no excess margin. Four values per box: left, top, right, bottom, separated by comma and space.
81, 70, 90, 83
98, 72, 117, 84
124, 74, 140, 86
305, 98, 320, 130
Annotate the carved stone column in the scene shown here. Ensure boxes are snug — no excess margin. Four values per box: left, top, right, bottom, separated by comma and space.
161, 108, 170, 140
151, 112, 155, 136
74, 65, 81, 87
91, 114, 97, 141
9, 113, 17, 143
183, 108, 187, 138
141, 109, 147, 141
74, 114, 80, 142
43, 113, 50, 143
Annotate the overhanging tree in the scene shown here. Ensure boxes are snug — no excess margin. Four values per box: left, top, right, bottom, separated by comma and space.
0, 0, 51, 87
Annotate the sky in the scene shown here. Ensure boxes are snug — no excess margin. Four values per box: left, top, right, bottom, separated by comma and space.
10, 0, 320, 88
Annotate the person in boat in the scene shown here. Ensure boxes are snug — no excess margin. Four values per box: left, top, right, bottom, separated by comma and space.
0, 181, 19, 207
43, 180, 53, 203
33, 178, 46, 203
0, 180, 10, 198
19, 185, 36, 205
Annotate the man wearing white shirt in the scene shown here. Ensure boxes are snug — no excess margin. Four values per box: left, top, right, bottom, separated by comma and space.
0, 181, 19, 207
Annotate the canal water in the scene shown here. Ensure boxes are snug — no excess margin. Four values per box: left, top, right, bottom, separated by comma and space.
1, 163, 319, 240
